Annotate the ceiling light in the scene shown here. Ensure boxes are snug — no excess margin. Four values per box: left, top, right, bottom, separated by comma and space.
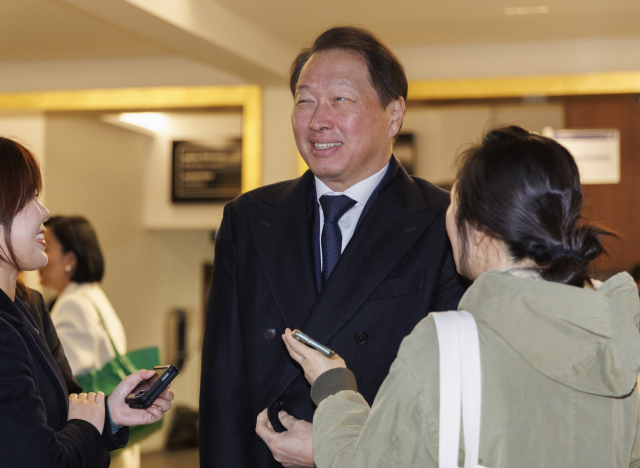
504, 6, 549, 15
118, 113, 169, 132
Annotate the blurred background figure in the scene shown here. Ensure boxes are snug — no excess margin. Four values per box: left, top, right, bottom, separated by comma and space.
39, 215, 138, 468
39, 216, 126, 374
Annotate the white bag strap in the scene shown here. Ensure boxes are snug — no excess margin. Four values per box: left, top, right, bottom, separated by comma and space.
433, 310, 486, 468
433, 312, 462, 468
455, 311, 482, 466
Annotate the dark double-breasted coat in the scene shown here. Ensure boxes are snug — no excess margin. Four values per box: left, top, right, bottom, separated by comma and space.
200, 158, 467, 468
0, 288, 127, 468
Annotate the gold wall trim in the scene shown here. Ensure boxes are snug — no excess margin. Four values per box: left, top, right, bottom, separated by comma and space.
0, 85, 263, 193
408, 71, 640, 101
238, 86, 262, 194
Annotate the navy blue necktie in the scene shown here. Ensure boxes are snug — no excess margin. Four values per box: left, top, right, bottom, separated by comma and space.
320, 194, 356, 284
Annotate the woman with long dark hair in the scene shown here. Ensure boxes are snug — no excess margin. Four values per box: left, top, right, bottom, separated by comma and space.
258, 126, 640, 467
0, 137, 173, 467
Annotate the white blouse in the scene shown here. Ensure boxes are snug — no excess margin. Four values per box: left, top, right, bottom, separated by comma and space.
51, 282, 127, 376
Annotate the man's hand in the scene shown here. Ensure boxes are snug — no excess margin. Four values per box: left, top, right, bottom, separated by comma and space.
255, 408, 315, 467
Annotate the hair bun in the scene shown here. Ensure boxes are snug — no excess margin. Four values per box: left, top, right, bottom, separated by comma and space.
529, 242, 552, 264
549, 244, 583, 262
542, 226, 610, 287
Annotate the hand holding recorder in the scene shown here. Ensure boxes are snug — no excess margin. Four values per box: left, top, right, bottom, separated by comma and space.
283, 328, 346, 385
107, 368, 176, 427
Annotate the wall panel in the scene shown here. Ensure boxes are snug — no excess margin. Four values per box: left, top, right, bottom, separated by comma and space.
565, 96, 640, 274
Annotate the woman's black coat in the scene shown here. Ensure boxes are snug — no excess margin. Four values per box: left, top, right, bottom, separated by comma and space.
0, 288, 127, 467
24, 289, 82, 394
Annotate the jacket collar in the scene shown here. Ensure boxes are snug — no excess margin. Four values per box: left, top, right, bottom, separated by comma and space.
245, 172, 320, 327
0, 287, 31, 328
300, 160, 435, 339
0, 288, 69, 419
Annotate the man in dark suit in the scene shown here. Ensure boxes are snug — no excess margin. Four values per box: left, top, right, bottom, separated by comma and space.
199, 26, 467, 468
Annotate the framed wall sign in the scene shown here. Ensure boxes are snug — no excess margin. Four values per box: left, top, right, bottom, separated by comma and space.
172, 140, 242, 202
542, 127, 620, 184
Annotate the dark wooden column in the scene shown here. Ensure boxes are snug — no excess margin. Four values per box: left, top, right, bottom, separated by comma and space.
564, 95, 640, 274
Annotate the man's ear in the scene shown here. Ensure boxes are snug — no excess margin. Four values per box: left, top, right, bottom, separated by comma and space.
388, 97, 406, 138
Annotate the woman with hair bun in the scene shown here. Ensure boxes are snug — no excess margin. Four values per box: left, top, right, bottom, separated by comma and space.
260, 126, 640, 467
0, 136, 173, 468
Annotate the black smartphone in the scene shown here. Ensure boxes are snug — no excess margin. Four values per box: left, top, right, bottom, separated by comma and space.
292, 329, 335, 357
125, 365, 179, 409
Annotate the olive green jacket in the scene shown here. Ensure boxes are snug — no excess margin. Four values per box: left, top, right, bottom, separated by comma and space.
313, 270, 640, 467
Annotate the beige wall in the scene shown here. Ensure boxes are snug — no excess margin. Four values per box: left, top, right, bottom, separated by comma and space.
135, 112, 242, 230
0, 114, 47, 191
43, 116, 214, 451
263, 86, 299, 184
403, 102, 564, 185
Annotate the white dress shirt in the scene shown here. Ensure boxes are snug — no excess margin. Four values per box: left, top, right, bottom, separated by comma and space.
315, 161, 389, 270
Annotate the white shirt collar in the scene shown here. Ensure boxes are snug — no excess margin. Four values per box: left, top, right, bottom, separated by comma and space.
315, 161, 389, 206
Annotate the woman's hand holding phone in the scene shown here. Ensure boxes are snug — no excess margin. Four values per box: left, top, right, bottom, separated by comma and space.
283, 328, 346, 385
108, 370, 174, 427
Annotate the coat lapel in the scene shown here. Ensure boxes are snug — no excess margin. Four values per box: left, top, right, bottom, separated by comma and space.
267, 165, 444, 404
303, 168, 439, 339
245, 172, 319, 327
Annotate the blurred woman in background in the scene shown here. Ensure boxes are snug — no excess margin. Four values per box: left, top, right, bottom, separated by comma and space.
39, 215, 138, 468
39, 216, 126, 376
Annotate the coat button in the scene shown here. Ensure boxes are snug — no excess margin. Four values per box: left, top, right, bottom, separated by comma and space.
271, 400, 283, 411
264, 328, 277, 340
354, 331, 368, 345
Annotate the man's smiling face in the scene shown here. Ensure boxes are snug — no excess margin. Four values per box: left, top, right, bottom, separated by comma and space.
292, 48, 403, 192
